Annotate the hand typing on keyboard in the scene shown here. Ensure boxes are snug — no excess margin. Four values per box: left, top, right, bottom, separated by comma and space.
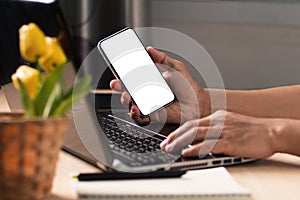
110, 46, 300, 160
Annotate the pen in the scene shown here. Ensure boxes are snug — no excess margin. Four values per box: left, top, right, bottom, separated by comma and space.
73, 170, 186, 181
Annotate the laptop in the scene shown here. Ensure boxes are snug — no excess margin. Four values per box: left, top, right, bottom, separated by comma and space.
69, 45, 256, 172
0, 0, 255, 173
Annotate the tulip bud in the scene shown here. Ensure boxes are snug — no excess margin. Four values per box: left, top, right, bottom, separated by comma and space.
38, 37, 67, 72
11, 65, 40, 99
19, 23, 47, 63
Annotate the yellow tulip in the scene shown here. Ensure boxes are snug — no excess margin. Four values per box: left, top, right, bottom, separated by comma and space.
38, 37, 67, 72
19, 23, 47, 63
11, 65, 40, 99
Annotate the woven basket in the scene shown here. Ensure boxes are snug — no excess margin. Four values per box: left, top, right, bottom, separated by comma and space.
0, 112, 69, 200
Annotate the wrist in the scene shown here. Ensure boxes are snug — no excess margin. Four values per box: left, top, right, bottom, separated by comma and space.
199, 88, 228, 118
198, 87, 211, 117
268, 119, 286, 154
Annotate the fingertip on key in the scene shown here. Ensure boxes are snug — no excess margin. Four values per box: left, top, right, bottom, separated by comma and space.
160, 139, 168, 149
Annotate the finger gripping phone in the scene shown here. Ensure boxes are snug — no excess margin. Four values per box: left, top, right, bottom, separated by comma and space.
98, 28, 175, 116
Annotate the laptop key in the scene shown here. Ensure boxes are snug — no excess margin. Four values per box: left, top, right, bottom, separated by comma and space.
97, 113, 178, 166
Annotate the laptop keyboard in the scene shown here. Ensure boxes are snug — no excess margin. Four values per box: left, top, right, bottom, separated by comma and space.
97, 113, 178, 167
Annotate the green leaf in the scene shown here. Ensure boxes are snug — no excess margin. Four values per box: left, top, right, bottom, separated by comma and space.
71, 75, 92, 103
34, 64, 65, 115
42, 83, 62, 118
51, 75, 91, 116
50, 96, 72, 116
17, 79, 36, 117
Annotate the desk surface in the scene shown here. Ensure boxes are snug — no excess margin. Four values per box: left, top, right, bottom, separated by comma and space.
48, 152, 300, 200
1, 89, 300, 200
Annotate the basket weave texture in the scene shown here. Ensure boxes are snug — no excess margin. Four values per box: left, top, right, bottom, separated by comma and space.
0, 112, 69, 200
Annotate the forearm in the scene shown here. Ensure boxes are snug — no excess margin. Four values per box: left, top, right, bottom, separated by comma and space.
271, 118, 300, 156
201, 85, 300, 119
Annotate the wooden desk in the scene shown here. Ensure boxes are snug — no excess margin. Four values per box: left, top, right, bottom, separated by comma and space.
48, 152, 300, 200
1, 89, 300, 200
228, 154, 300, 200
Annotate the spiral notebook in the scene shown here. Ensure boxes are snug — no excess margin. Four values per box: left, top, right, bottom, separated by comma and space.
73, 167, 251, 200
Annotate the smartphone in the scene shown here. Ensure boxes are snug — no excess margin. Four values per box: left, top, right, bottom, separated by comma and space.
98, 28, 175, 116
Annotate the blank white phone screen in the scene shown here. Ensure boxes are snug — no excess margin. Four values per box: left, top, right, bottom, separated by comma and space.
100, 29, 174, 115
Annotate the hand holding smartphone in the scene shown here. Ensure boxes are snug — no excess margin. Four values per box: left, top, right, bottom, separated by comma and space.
98, 28, 175, 116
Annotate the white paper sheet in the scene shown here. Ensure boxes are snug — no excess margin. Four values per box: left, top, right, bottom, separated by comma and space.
73, 167, 250, 199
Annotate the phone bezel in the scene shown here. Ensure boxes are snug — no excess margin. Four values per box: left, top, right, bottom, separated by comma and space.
97, 27, 175, 116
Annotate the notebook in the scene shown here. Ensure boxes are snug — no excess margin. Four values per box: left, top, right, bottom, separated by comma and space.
73, 167, 251, 200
